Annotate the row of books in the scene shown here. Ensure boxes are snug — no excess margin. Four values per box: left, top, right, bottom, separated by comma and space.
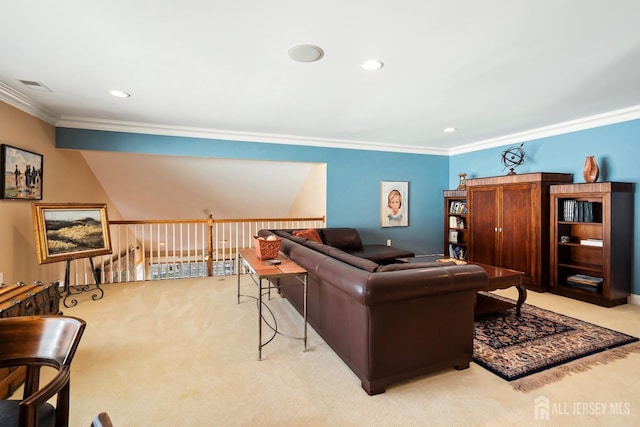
567, 274, 602, 292
449, 201, 468, 215
561, 200, 602, 222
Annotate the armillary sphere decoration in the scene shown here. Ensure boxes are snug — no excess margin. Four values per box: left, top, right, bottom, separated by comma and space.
501, 143, 525, 175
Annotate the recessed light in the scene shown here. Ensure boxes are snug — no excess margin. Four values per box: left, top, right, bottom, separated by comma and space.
444, 127, 457, 133
288, 44, 324, 63
109, 90, 131, 98
361, 60, 383, 71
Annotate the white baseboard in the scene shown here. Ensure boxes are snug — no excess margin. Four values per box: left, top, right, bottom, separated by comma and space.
628, 293, 640, 306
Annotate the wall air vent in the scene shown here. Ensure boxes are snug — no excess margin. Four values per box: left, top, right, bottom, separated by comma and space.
19, 80, 52, 92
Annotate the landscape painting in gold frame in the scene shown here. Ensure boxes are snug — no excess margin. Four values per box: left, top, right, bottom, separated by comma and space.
32, 203, 112, 264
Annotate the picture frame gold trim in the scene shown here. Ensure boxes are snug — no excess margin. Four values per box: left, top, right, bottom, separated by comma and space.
32, 202, 112, 264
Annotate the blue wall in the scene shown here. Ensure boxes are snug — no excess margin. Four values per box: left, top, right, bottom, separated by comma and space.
55, 128, 449, 256
450, 119, 640, 294
57, 119, 640, 295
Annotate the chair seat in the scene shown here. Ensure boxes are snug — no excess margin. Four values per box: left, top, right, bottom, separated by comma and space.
0, 398, 56, 427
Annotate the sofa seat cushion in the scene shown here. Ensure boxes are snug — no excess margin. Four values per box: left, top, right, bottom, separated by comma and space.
349, 245, 415, 263
325, 247, 379, 272
0, 400, 56, 427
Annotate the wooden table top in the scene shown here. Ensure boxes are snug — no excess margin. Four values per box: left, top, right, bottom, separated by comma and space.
467, 261, 524, 280
239, 248, 306, 278
397, 255, 524, 291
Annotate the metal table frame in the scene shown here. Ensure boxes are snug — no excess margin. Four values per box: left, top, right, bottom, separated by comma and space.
237, 248, 308, 360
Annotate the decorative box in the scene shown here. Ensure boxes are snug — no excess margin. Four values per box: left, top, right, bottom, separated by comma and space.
253, 236, 282, 260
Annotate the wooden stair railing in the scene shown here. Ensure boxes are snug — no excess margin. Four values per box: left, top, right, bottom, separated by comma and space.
63, 216, 325, 286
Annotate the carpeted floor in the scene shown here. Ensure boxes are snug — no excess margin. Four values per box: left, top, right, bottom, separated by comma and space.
55, 277, 640, 426
473, 293, 640, 392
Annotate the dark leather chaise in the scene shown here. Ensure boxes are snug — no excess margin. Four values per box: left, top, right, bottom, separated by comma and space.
259, 228, 488, 395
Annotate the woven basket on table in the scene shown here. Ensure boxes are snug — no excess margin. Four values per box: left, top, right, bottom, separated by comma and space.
253, 236, 282, 260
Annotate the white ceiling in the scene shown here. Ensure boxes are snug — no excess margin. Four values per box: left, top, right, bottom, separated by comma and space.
2, 1, 640, 155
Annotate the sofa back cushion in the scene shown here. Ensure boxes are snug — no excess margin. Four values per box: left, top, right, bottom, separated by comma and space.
273, 229, 377, 272
320, 228, 363, 251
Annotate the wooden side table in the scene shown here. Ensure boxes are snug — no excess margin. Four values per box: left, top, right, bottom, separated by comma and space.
469, 262, 526, 316
395, 255, 526, 316
237, 249, 308, 360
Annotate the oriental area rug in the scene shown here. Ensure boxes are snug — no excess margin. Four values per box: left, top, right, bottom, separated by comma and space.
473, 293, 640, 393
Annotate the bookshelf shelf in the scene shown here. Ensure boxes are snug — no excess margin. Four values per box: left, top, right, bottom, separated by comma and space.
443, 190, 468, 260
557, 261, 602, 272
550, 182, 634, 307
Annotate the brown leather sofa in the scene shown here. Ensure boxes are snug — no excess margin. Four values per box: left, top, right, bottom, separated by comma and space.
259, 228, 488, 395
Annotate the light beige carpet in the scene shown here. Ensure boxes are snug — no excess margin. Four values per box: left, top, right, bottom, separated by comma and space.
58, 276, 640, 426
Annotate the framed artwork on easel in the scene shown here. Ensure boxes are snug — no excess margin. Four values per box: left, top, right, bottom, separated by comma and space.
32, 203, 112, 264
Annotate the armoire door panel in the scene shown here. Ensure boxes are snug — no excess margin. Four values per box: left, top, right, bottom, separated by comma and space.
466, 173, 572, 291
469, 186, 499, 266
500, 185, 534, 278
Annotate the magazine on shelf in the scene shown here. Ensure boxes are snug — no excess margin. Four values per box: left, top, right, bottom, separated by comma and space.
567, 274, 603, 286
580, 238, 603, 247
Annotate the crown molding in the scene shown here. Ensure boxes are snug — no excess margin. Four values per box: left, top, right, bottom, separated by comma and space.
0, 81, 58, 125
450, 105, 640, 155
56, 116, 451, 156
4, 81, 639, 157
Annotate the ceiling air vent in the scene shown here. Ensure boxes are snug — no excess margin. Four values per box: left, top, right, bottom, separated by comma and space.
19, 80, 52, 92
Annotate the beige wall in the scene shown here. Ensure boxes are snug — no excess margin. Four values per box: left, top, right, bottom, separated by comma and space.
0, 101, 120, 285
286, 163, 326, 218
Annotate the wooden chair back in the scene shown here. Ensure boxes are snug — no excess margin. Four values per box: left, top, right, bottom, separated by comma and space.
0, 315, 86, 427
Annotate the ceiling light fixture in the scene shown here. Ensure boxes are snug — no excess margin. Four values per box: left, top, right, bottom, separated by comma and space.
288, 44, 324, 63
361, 60, 383, 71
109, 90, 131, 98
444, 127, 457, 133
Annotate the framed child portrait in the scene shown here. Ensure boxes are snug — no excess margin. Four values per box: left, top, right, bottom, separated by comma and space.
1, 144, 43, 200
381, 181, 409, 227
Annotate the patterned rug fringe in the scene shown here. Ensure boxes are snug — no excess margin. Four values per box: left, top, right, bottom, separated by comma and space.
510, 341, 640, 393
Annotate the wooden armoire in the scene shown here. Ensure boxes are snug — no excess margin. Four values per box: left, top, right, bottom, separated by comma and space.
466, 172, 572, 292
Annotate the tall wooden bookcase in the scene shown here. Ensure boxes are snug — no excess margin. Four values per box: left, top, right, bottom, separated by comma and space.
465, 172, 573, 291
549, 182, 634, 307
443, 190, 468, 260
